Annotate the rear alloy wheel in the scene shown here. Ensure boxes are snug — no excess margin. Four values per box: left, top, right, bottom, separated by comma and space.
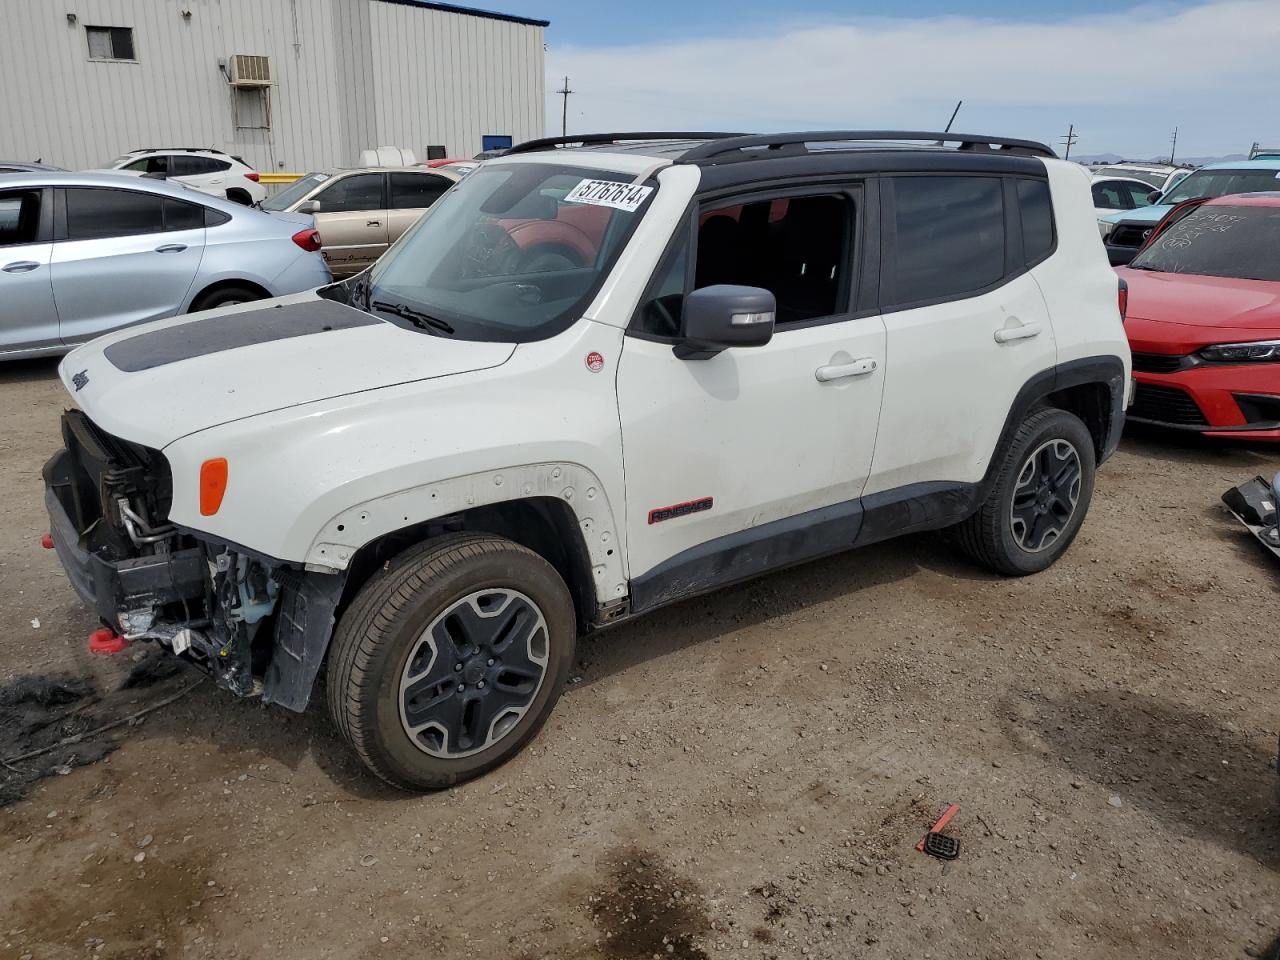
327, 534, 576, 790
954, 408, 1096, 575
189, 285, 263, 312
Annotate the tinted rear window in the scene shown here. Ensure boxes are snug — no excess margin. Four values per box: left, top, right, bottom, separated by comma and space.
887, 176, 1005, 306
1017, 179, 1054, 264
65, 188, 164, 240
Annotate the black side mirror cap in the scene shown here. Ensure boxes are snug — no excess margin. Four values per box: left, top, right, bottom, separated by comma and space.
1146, 190, 1162, 204
673, 284, 776, 360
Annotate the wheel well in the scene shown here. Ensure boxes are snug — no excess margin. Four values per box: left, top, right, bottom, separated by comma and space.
1044, 381, 1112, 459
337, 498, 597, 632
188, 278, 272, 311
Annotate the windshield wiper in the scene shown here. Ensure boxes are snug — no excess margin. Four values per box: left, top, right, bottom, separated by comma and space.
370, 299, 455, 336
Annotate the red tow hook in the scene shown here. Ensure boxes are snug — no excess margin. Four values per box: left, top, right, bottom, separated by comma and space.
41, 533, 54, 549
88, 628, 130, 655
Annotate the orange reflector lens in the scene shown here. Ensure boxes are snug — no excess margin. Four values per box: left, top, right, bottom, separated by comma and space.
199, 458, 228, 516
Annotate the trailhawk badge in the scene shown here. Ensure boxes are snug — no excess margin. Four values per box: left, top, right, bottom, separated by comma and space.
71, 369, 89, 391
585, 351, 605, 373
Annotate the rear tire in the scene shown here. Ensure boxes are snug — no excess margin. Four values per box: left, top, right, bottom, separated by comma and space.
326, 533, 576, 791
954, 408, 1096, 576
189, 285, 264, 312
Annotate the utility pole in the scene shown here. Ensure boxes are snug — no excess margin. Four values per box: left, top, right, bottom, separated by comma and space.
1060, 123, 1078, 160
1169, 126, 1178, 165
944, 100, 963, 134
556, 76, 573, 138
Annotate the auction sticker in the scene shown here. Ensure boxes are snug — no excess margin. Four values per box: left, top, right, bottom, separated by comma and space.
565, 179, 653, 212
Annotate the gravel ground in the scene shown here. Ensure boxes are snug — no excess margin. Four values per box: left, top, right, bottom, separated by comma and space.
1, 355, 1278, 960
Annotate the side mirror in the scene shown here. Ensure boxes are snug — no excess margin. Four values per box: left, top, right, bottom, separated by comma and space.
299, 199, 321, 214
1146, 190, 1162, 205
673, 285, 775, 360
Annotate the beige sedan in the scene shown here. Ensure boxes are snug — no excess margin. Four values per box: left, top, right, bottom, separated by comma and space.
261, 167, 460, 277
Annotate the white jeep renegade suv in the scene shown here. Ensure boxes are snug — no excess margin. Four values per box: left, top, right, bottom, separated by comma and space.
44, 131, 1130, 790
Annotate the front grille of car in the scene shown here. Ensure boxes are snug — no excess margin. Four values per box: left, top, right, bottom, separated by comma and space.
1130, 352, 1189, 374
1109, 224, 1150, 248
1129, 383, 1208, 426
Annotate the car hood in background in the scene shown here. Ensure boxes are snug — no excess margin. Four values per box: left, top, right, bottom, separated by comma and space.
1118, 268, 1280, 347
1101, 204, 1171, 226
59, 292, 514, 449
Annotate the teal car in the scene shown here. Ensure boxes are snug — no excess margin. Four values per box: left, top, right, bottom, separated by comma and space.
1099, 158, 1280, 264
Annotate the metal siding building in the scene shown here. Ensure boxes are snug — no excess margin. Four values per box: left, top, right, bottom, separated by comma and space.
0, 0, 546, 172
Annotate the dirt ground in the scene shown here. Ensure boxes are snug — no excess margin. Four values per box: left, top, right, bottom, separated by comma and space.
1, 355, 1278, 960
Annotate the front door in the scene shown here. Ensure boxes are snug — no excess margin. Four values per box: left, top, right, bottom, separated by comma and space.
52, 187, 205, 344
386, 171, 452, 243
0, 187, 59, 354
312, 172, 389, 277
616, 186, 886, 600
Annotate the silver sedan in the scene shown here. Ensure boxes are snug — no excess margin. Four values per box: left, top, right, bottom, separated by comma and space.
0, 171, 332, 360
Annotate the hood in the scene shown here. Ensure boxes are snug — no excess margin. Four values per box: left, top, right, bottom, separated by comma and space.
1118, 267, 1280, 344
1102, 204, 1170, 225
60, 292, 515, 450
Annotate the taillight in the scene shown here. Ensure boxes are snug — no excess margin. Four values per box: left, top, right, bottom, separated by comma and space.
244, 172, 260, 182
199, 458, 228, 516
291, 228, 322, 252
1117, 277, 1129, 324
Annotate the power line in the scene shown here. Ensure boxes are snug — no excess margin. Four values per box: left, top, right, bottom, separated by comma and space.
555, 75, 574, 137
1060, 123, 1078, 160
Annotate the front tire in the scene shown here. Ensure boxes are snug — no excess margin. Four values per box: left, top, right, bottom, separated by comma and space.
954, 408, 1096, 576
326, 534, 576, 790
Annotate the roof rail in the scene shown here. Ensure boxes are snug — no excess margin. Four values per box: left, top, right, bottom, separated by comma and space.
504, 132, 748, 156
678, 131, 1057, 163
130, 147, 227, 155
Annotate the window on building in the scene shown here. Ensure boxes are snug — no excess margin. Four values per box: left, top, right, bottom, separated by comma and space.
86, 26, 135, 61
636, 193, 852, 335
0, 191, 42, 247
1016, 179, 1055, 265
315, 174, 384, 212
389, 173, 451, 210
65, 188, 164, 240
886, 176, 1005, 306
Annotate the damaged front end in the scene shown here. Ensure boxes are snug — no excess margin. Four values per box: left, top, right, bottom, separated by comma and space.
43, 410, 343, 710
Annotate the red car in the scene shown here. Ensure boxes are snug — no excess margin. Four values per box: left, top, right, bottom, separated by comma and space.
1117, 192, 1280, 441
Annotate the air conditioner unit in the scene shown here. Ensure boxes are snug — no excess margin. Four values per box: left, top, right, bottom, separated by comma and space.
228, 54, 271, 87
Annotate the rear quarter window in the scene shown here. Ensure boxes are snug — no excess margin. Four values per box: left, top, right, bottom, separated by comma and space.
1016, 179, 1054, 265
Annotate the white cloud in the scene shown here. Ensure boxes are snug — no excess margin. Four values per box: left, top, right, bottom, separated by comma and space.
546, 1, 1278, 156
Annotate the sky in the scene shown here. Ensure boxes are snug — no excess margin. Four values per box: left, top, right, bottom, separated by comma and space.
486, 0, 1276, 159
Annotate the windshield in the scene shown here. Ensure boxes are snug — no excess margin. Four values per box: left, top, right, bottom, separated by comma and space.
1096, 166, 1166, 188
1130, 204, 1280, 281
1163, 168, 1280, 205
363, 162, 656, 342
261, 173, 328, 211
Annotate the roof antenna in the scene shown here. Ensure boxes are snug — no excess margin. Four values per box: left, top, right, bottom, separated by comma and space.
943, 100, 963, 134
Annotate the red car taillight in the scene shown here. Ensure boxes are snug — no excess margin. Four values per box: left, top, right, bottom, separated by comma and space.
244, 172, 260, 182
1117, 277, 1129, 324
291, 228, 322, 252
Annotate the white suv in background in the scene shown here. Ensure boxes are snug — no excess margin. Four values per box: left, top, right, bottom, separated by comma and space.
99, 148, 267, 206
44, 131, 1130, 791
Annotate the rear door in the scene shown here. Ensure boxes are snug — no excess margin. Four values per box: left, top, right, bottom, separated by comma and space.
866, 174, 1057, 496
311, 172, 388, 276
0, 187, 59, 354
51, 187, 206, 345
386, 172, 452, 241
172, 155, 229, 197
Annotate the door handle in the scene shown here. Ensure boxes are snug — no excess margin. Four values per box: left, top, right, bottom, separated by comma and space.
154, 243, 188, 253
367, 220, 381, 227
993, 319, 1042, 343
2, 260, 39, 273
815, 357, 878, 382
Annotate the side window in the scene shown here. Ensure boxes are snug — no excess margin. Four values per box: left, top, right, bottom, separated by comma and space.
121, 157, 151, 173
637, 193, 852, 334
164, 198, 205, 232
886, 176, 1004, 307
316, 174, 384, 212
1091, 181, 1126, 210
0, 190, 42, 247
1122, 181, 1155, 207
389, 173, 450, 209
65, 188, 165, 240
1016, 179, 1054, 265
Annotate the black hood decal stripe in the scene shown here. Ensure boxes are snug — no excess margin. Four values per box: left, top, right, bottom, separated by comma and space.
104, 300, 382, 373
